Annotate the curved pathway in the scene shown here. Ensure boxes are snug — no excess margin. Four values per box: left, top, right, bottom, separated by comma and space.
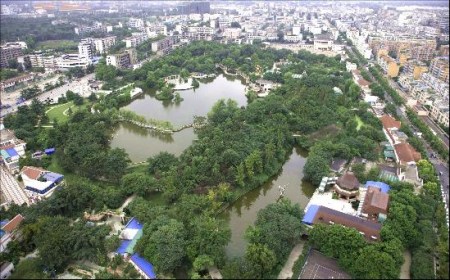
278, 241, 305, 279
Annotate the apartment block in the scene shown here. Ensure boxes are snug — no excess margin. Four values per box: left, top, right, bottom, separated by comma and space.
94, 36, 117, 54
313, 33, 334, 51
430, 100, 449, 127
369, 37, 437, 61
124, 33, 148, 48
429, 57, 449, 83
78, 42, 93, 60
106, 49, 136, 69
378, 54, 400, 78
151, 37, 179, 55
146, 25, 167, 37
0, 46, 23, 68
403, 60, 428, 80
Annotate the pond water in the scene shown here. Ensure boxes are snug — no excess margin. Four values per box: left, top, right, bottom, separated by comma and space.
110, 74, 247, 162
220, 147, 314, 258
110, 73, 313, 260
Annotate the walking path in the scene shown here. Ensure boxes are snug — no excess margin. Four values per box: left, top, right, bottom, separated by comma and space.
208, 266, 223, 279
278, 241, 305, 279
400, 251, 411, 279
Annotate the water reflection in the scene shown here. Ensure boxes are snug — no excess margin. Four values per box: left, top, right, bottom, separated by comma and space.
111, 74, 248, 162
221, 147, 313, 258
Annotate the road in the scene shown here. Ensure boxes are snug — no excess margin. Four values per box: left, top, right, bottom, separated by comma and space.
388, 79, 449, 149
0, 73, 95, 118
358, 62, 450, 210
346, 43, 450, 208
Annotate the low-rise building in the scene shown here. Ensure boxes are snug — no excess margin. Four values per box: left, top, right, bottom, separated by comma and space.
361, 186, 389, 222
313, 33, 333, 51
334, 172, 360, 200
0, 73, 35, 92
0, 262, 14, 279
0, 214, 24, 253
21, 166, 64, 198
303, 205, 382, 241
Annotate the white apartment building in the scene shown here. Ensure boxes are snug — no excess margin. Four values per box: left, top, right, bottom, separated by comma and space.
284, 35, 303, 43
429, 100, 449, 127
313, 33, 333, 51
223, 28, 241, 39
292, 25, 301, 36
146, 25, 167, 37
94, 36, 117, 54
124, 33, 148, 48
78, 42, 93, 60
128, 18, 144, 29
187, 26, 215, 41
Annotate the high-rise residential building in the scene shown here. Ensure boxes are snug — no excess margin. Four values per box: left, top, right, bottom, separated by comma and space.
94, 36, 117, 54
78, 42, 93, 60
429, 57, 449, 83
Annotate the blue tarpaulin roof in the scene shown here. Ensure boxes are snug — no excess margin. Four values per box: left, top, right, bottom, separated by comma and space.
125, 217, 143, 230
116, 240, 132, 255
6, 148, 18, 157
365, 181, 391, 193
42, 172, 64, 183
302, 205, 320, 225
45, 148, 55, 154
130, 253, 156, 279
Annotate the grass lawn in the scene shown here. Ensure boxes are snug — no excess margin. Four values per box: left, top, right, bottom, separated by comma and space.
36, 40, 78, 51
46, 101, 74, 123
355, 115, 364, 131
45, 100, 91, 123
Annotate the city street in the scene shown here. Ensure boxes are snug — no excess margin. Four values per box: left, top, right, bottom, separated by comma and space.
388, 79, 450, 149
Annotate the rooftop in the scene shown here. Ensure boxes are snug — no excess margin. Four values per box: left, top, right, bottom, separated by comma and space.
336, 172, 360, 190
1, 214, 24, 233
313, 206, 382, 240
380, 115, 401, 130
394, 142, 422, 163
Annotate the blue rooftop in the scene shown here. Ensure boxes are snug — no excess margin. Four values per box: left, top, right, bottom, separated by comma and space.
6, 148, 18, 157
302, 205, 320, 225
42, 172, 64, 183
364, 181, 391, 193
130, 253, 156, 279
45, 148, 55, 155
1, 220, 9, 227
116, 240, 132, 255
125, 217, 143, 230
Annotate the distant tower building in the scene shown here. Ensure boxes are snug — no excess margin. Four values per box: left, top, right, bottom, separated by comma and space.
177, 1, 210, 15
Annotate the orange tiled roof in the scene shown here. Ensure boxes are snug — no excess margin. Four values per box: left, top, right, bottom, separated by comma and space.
2, 214, 24, 232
